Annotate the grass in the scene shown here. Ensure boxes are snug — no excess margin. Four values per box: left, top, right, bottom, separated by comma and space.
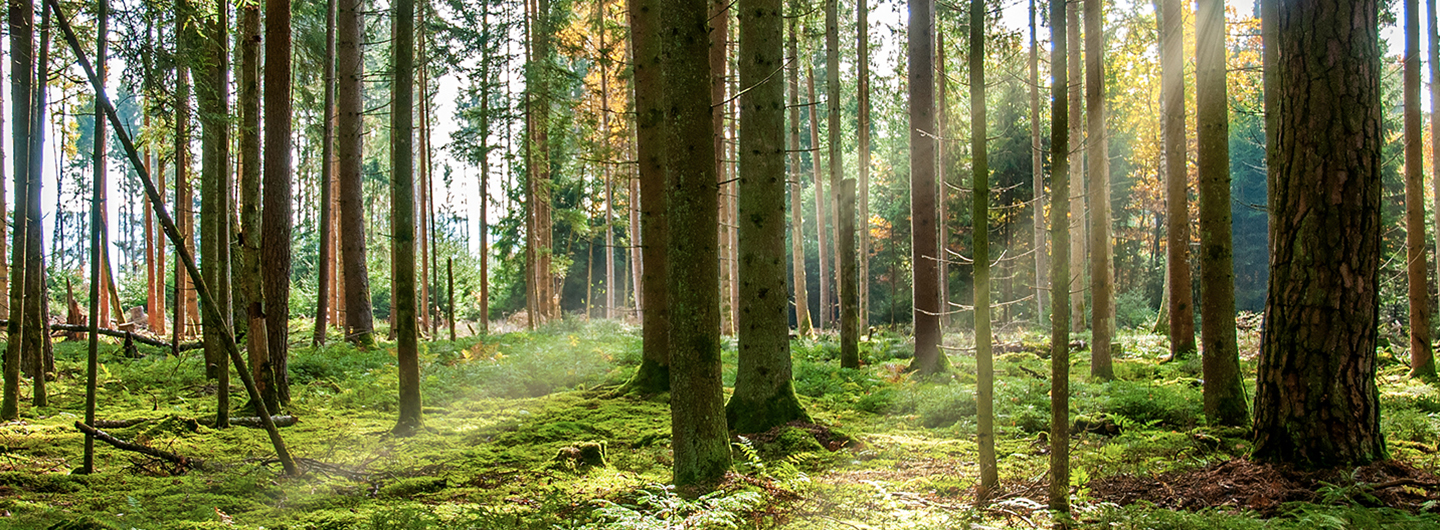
0, 320, 1437, 528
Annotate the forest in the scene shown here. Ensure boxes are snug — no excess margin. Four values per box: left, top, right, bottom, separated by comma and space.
1, 0, 1439, 527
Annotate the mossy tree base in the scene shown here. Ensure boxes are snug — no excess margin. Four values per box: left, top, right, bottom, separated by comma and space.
725, 385, 810, 435
614, 359, 669, 397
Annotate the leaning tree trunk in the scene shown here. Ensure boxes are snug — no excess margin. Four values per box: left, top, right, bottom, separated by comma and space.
726, 0, 812, 433
1253, 0, 1385, 468
1048, 0, 1072, 513
662, 0, 730, 492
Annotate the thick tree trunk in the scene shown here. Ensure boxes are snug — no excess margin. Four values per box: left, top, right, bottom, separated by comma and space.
663, 0, 730, 492
1196, 0, 1248, 426
1254, 0, 1385, 468
727, 0, 811, 433
262, 0, 294, 405
971, 0, 996, 501
617, 0, 668, 395
908, 0, 947, 375
1161, 0, 1195, 358
1405, 0, 1437, 380
1085, 0, 1113, 381
336, 0, 374, 344
238, 1, 273, 411
392, 0, 421, 436
1049, 0, 1072, 513
787, 12, 811, 337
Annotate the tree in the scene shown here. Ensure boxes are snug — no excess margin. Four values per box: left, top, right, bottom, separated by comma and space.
23, 0, 50, 407
336, 0, 374, 345
971, 0, 996, 501
1429, 0, 1440, 322
1049, 0, 1072, 513
617, 0, 668, 395
787, 6, 811, 336
237, 0, 274, 410
313, 0, 337, 346
1160, 0, 1194, 359
393, 0, 422, 436
1196, 0, 1248, 426
838, 177, 859, 367
1253, 0, 1385, 467
726, 0, 811, 434
261, 0, 294, 404
81, 0, 108, 473
1068, 0, 1086, 332
856, 0, 869, 332
1085, 0, 1113, 381
1405, 0, 1437, 380
1029, 0, 1044, 322
908, 0, 947, 375
662, 0, 729, 491
808, 69, 829, 331
174, 0, 194, 348
199, 0, 233, 426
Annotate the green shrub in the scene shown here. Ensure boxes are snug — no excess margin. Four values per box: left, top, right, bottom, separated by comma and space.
1102, 380, 1202, 429
914, 384, 977, 428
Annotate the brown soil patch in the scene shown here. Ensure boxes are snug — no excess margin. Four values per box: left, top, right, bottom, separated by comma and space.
1091, 458, 1440, 515
749, 421, 860, 451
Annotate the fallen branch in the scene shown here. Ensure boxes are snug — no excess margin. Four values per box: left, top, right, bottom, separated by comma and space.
230, 416, 298, 428
93, 418, 152, 429
75, 421, 200, 470
0, 319, 201, 351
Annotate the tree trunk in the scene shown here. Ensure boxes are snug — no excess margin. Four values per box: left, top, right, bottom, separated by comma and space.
808, 69, 828, 332
908, 0, 947, 375
2, 0, 32, 421
936, 32, 948, 330
1068, 0, 1086, 331
1161, 0, 1195, 358
1253, 0, 1385, 468
336, 0, 374, 344
237, 0, 273, 411
313, 0, 336, 346
198, 0, 232, 425
825, 0, 844, 338
971, 0, 996, 501
24, 0, 49, 406
82, 0, 106, 472
727, 0, 812, 433
1195, 0, 1248, 425
787, 11, 811, 337
1029, 0, 1045, 323
1430, 0, 1440, 331
262, 0, 293, 404
392, 0, 421, 436
839, 177, 859, 368
710, 0, 730, 336
1048, 0, 1072, 513
1085, 0, 1112, 381
1405, 0, 1437, 380
663, 0, 730, 492
856, 0, 870, 333
175, 0, 194, 346
480, 4, 492, 331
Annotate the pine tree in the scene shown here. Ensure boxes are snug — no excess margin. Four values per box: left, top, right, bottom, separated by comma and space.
393, 0, 422, 436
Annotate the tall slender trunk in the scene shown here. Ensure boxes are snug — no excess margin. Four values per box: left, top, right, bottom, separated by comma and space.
174, 0, 194, 348
262, 0, 293, 404
417, 1, 431, 336
936, 33, 948, 329
787, 11, 810, 336
808, 69, 828, 331
24, 0, 49, 406
238, 0, 272, 410
393, 0, 422, 435
336, 0, 373, 344
1406, 0, 1437, 379
1161, 0, 1195, 358
1085, 0, 1112, 380
5, 0, 33, 420
479, 2, 492, 330
711, 0, 730, 336
199, 0, 233, 424
1048, 0, 1071, 513
908, 0, 947, 374
1029, 0, 1045, 322
1430, 0, 1440, 321
856, 0, 869, 333
600, 2, 614, 320
971, 0, 996, 500
82, 0, 106, 472
825, 0, 843, 339
313, 0, 336, 346
1067, 0, 1086, 330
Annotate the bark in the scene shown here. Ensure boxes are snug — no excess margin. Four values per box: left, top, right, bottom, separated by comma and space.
480, 4, 492, 331
936, 33, 948, 330
238, 0, 273, 411
392, 0, 422, 436
24, 0, 49, 406
825, 0, 843, 338
174, 0, 194, 346
262, 0, 293, 405
727, 0, 811, 433
663, 0, 730, 491
1430, 0, 1440, 328
1196, 0, 1248, 426
1068, 0, 1086, 331
198, 0, 232, 425
617, 0, 668, 396
1085, 0, 1113, 381
808, 69, 828, 331
3, 0, 31, 420
1029, 0, 1045, 323
971, 0, 996, 501
336, 0, 374, 344
599, 3, 614, 321
839, 178, 859, 369
856, 0, 869, 332
1405, 0, 1437, 380
711, 0, 730, 336
82, 0, 106, 473
908, 0, 947, 375
787, 11, 811, 336
1253, 0, 1385, 468
313, 0, 336, 347
1161, 0, 1195, 358
1049, 0, 1072, 513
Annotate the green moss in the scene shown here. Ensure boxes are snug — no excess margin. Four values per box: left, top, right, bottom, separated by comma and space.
379, 476, 448, 498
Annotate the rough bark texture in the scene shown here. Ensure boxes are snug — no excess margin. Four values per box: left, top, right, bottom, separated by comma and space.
1196, 0, 1248, 426
1161, 0, 1195, 358
617, 0, 668, 396
1084, 0, 1113, 381
727, 0, 811, 433
1253, 0, 1386, 468
313, 0, 336, 346
908, 0, 947, 375
262, 0, 293, 405
972, 0, 996, 501
1049, 0, 1071, 513
1029, 0, 1045, 323
3, 0, 31, 420
1430, 0, 1440, 328
856, 0, 869, 332
825, 0, 844, 338
24, 1, 48, 406
1405, 0, 1437, 380
808, 70, 828, 331
198, 0, 232, 425
336, 0, 374, 345
1068, 0, 1086, 332
238, 2, 273, 411
787, 11, 811, 336
393, 0, 421, 436
662, 0, 730, 491
82, 0, 107, 473
839, 179, 858, 368
174, 0, 193, 346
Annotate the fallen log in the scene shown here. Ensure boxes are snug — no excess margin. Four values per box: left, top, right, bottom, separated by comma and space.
0, 319, 202, 351
75, 421, 200, 470
93, 418, 153, 429
230, 416, 298, 428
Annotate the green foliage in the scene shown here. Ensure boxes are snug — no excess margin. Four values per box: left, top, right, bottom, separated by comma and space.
1115, 288, 1158, 331
578, 485, 764, 530
1101, 379, 1203, 429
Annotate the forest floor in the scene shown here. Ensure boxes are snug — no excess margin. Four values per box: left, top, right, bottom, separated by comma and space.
4, 318, 1440, 529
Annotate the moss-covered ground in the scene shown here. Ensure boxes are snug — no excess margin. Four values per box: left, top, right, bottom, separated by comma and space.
4, 318, 1440, 529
